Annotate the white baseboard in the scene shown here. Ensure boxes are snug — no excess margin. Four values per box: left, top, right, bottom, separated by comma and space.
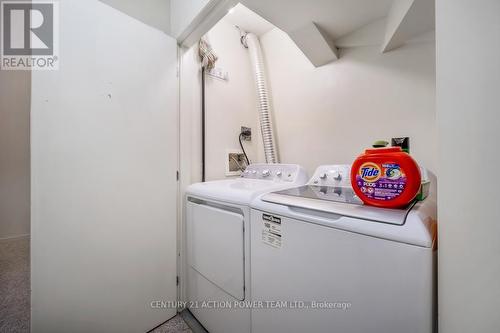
0, 234, 30, 242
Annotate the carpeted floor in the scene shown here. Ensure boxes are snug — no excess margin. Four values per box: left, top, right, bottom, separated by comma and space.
0, 236, 30, 333
150, 315, 193, 333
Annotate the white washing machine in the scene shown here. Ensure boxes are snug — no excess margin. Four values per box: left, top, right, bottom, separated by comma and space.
185, 164, 308, 333
250, 165, 437, 333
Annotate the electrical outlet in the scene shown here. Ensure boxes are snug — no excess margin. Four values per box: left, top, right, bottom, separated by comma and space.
226, 149, 247, 176
241, 126, 251, 141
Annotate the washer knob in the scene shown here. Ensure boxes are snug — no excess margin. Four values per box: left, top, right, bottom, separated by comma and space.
319, 173, 327, 180
332, 171, 342, 181
262, 170, 271, 177
276, 170, 282, 177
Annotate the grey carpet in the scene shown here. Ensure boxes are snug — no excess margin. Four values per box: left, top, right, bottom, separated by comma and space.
0, 237, 30, 333
150, 314, 193, 333
179, 310, 208, 333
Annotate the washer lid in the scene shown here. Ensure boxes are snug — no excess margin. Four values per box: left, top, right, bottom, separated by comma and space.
186, 164, 309, 205
262, 185, 414, 225
187, 179, 302, 205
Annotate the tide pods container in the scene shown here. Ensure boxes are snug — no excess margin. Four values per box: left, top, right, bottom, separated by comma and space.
351, 147, 421, 208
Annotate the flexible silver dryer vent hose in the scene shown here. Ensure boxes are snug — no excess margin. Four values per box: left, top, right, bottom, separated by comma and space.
245, 33, 279, 164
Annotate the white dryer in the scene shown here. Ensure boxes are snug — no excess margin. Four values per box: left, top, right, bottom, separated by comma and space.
250, 165, 437, 333
185, 164, 308, 333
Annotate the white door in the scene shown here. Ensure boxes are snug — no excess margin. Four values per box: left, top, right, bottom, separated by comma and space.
187, 201, 245, 300
30, 1, 178, 332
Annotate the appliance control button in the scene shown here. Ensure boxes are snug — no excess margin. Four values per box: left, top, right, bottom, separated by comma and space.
319, 173, 327, 179
332, 171, 342, 181
276, 170, 282, 177
262, 170, 271, 177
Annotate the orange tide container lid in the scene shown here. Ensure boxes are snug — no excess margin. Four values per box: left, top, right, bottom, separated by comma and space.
350, 147, 421, 208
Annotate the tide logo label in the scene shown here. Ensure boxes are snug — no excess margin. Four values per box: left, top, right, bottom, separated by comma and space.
359, 162, 381, 182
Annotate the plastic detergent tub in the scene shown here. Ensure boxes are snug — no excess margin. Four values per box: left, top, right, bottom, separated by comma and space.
351, 147, 421, 208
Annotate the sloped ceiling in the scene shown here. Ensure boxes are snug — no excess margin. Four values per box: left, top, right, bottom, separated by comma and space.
236, 0, 435, 66
223, 3, 275, 37
240, 0, 394, 41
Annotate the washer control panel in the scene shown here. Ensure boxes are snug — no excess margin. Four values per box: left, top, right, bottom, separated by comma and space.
241, 164, 308, 183
309, 165, 352, 187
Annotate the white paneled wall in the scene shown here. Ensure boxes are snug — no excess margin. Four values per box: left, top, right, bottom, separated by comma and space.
437, 0, 500, 332
31, 1, 179, 332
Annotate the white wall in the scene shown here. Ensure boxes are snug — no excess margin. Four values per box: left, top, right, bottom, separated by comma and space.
179, 17, 264, 183
260, 28, 437, 176
181, 22, 437, 182
99, 0, 171, 34
0, 71, 30, 239
31, 1, 179, 332
180, 46, 203, 187
436, 0, 500, 332
171, 0, 210, 38
204, 18, 262, 180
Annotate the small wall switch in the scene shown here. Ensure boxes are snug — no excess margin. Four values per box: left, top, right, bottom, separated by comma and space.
207, 67, 228, 81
